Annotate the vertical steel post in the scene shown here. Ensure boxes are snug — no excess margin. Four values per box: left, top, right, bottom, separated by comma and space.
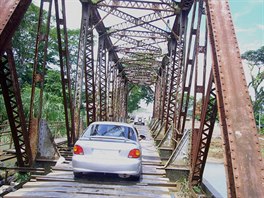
152, 79, 160, 119
160, 56, 170, 125
74, 2, 95, 139
84, 8, 96, 127
119, 78, 128, 122
54, 0, 75, 146
0, 49, 32, 166
190, 70, 217, 185
28, 0, 53, 135
176, 0, 202, 140
107, 53, 115, 121
206, 0, 264, 196
96, 34, 108, 121
165, 13, 187, 134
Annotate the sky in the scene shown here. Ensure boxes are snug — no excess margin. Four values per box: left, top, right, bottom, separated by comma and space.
228, 0, 264, 53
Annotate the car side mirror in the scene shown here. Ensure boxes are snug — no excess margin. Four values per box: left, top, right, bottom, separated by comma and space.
139, 135, 146, 141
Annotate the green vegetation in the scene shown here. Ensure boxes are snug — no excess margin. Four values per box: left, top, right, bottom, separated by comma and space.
175, 177, 191, 197
193, 185, 202, 194
242, 46, 264, 134
0, 4, 79, 137
127, 85, 154, 113
14, 172, 31, 184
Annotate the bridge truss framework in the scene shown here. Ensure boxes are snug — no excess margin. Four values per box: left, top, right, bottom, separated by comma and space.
0, 0, 263, 197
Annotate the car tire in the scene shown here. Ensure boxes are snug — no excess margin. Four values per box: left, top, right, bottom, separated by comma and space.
129, 174, 141, 181
74, 172, 82, 178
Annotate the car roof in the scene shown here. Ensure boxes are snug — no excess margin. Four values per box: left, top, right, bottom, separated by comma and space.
90, 121, 133, 128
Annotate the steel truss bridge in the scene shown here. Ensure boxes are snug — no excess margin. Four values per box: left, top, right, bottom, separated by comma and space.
0, 0, 263, 197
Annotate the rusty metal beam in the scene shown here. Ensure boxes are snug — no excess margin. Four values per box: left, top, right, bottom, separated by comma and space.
206, 0, 264, 197
74, 3, 95, 139
164, 13, 187, 133
107, 10, 174, 34
0, 0, 31, 55
115, 47, 161, 55
99, 6, 169, 34
117, 51, 161, 58
190, 71, 217, 185
107, 53, 116, 121
110, 34, 162, 52
113, 76, 121, 121
54, 0, 75, 147
29, 0, 53, 133
160, 0, 193, 11
96, 34, 108, 121
84, 20, 96, 127
176, 0, 203, 139
119, 78, 128, 122
110, 30, 167, 39
98, 0, 177, 12
160, 56, 170, 125
153, 79, 162, 119
0, 49, 32, 167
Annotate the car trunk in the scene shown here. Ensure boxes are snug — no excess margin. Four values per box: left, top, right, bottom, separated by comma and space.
78, 138, 138, 159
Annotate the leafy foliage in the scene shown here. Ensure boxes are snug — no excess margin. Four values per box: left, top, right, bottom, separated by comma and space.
0, 4, 80, 137
127, 84, 154, 113
14, 172, 30, 183
242, 46, 264, 133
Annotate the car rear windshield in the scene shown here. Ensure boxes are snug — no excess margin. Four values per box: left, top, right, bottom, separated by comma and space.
82, 124, 137, 141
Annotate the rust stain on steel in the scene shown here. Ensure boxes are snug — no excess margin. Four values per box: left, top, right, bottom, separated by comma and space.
29, 118, 39, 162
0, 0, 31, 54
206, 0, 264, 197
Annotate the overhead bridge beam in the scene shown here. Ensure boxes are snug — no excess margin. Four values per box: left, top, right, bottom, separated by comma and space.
98, 0, 178, 12
110, 30, 167, 39
99, 6, 170, 34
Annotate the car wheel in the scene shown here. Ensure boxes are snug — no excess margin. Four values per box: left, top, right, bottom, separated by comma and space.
74, 172, 82, 178
129, 174, 141, 181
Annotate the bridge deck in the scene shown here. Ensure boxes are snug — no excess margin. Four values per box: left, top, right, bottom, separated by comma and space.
5, 126, 177, 198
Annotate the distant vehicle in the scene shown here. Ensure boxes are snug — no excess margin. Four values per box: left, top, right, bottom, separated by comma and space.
134, 117, 145, 125
72, 121, 145, 181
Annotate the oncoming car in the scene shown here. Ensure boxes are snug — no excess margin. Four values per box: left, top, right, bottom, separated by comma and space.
72, 121, 145, 180
134, 117, 145, 125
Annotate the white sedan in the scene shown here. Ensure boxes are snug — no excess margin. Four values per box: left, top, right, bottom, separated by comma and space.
72, 121, 145, 180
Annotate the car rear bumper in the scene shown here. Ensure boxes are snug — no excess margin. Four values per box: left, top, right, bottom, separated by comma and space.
72, 155, 142, 175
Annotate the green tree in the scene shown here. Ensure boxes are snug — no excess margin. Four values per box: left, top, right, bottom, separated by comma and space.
242, 46, 264, 131
1, 4, 80, 136
12, 4, 39, 85
128, 84, 154, 113
12, 4, 80, 86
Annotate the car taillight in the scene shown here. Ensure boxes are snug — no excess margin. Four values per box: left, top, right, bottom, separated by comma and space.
128, 149, 141, 158
73, 145, 84, 155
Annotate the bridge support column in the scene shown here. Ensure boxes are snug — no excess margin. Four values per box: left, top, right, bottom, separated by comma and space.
206, 0, 264, 196
74, 2, 96, 139
54, 0, 75, 147
0, 49, 32, 167
96, 34, 108, 121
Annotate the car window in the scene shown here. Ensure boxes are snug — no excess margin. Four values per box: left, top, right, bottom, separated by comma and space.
127, 128, 137, 141
82, 124, 137, 141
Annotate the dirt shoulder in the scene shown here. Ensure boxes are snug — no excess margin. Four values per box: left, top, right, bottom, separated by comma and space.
208, 137, 224, 163
209, 135, 264, 162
